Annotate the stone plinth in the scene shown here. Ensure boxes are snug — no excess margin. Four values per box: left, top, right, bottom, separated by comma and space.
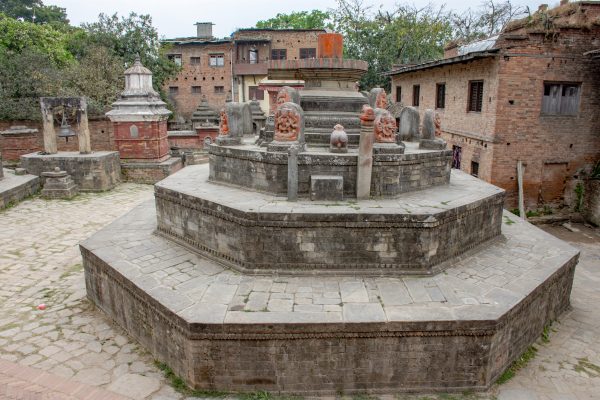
20, 151, 121, 192
209, 141, 451, 197
113, 120, 170, 161
81, 199, 578, 393
156, 165, 504, 275
310, 175, 343, 201
121, 157, 183, 184
41, 168, 78, 199
0, 168, 40, 209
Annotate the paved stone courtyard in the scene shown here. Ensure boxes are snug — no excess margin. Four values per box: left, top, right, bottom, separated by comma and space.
0, 183, 599, 399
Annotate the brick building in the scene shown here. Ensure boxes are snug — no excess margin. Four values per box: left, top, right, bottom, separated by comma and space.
387, 1, 600, 209
162, 23, 325, 120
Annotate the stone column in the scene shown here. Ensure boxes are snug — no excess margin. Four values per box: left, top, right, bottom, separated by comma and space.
77, 98, 92, 154
357, 106, 375, 200
287, 144, 299, 201
40, 100, 57, 154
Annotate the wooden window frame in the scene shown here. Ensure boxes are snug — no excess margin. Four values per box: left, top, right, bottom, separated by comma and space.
214, 86, 225, 94
299, 48, 316, 59
209, 54, 225, 67
541, 82, 581, 116
271, 49, 287, 60
436, 83, 446, 109
395, 86, 402, 103
191, 86, 202, 94
468, 80, 484, 112
248, 86, 264, 101
412, 85, 420, 107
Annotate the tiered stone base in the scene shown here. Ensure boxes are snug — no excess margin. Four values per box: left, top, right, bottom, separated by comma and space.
81, 201, 578, 394
120, 157, 183, 184
20, 151, 121, 192
209, 141, 452, 197
0, 168, 39, 209
157, 165, 504, 275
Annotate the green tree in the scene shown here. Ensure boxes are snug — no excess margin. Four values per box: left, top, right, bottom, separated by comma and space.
331, 0, 452, 90
256, 10, 333, 30
0, 0, 68, 25
81, 12, 179, 95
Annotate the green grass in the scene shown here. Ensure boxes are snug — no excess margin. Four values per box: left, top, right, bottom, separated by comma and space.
496, 345, 538, 384
574, 357, 600, 377
59, 263, 83, 279
154, 361, 228, 397
503, 215, 515, 225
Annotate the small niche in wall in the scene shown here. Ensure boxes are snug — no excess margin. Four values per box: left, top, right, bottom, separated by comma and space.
130, 125, 139, 138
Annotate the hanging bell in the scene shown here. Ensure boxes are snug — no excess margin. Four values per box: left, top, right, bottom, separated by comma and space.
57, 112, 76, 142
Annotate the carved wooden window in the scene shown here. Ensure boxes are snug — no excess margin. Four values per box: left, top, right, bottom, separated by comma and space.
468, 81, 484, 112
300, 48, 316, 59
542, 83, 580, 115
209, 54, 224, 67
214, 86, 224, 93
395, 86, 401, 102
249, 86, 264, 101
436, 83, 446, 109
249, 49, 259, 64
412, 85, 420, 107
271, 49, 287, 60
190, 56, 200, 65
191, 86, 202, 94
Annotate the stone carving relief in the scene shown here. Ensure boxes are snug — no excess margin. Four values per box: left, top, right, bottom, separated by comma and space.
374, 110, 397, 143
219, 109, 229, 135
360, 105, 375, 124
274, 104, 301, 142
435, 113, 442, 137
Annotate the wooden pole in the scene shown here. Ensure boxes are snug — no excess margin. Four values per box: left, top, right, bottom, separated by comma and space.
517, 160, 526, 220
78, 97, 92, 154
40, 99, 57, 154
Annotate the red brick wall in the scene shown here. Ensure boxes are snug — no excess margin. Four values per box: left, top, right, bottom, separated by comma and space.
163, 42, 234, 120
389, 24, 600, 209
113, 120, 169, 161
390, 57, 500, 182
492, 31, 600, 208
0, 118, 114, 162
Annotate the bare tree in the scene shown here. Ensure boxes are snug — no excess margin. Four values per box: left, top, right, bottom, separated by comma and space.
451, 0, 527, 41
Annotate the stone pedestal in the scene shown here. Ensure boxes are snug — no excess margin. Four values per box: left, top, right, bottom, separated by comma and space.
0, 168, 40, 209
41, 168, 78, 199
419, 138, 447, 150
373, 142, 405, 154
20, 151, 121, 192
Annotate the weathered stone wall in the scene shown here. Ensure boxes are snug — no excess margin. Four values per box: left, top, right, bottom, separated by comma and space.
208, 146, 452, 197
120, 159, 183, 184
0, 118, 115, 162
154, 183, 504, 275
584, 179, 600, 226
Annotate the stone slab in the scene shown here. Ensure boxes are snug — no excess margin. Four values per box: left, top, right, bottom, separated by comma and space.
0, 168, 40, 209
81, 200, 579, 393
310, 175, 343, 201
20, 151, 120, 192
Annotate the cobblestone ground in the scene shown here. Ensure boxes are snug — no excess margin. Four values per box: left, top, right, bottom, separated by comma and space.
0, 184, 599, 400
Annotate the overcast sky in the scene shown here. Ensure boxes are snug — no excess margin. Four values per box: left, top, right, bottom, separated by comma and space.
48, 0, 550, 39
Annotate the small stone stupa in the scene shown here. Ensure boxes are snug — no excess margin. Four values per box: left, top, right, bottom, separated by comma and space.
106, 56, 182, 183
191, 95, 219, 127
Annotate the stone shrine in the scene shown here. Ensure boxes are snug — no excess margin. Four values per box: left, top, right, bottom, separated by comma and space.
106, 56, 182, 183
82, 56, 579, 395
419, 109, 447, 150
191, 95, 219, 127
20, 98, 120, 192
41, 167, 78, 199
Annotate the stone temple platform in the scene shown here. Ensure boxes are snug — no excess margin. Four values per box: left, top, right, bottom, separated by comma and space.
81, 165, 578, 394
0, 168, 39, 209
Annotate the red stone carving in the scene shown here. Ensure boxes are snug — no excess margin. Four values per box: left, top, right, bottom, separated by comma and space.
219, 109, 229, 135
376, 90, 388, 109
374, 111, 397, 143
274, 106, 300, 142
276, 90, 292, 107
434, 113, 442, 137
360, 105, 375, 124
